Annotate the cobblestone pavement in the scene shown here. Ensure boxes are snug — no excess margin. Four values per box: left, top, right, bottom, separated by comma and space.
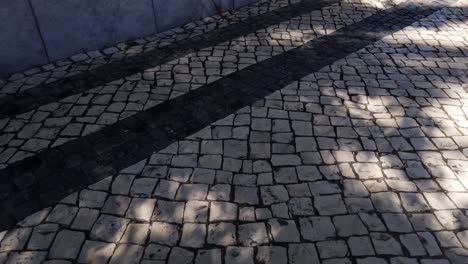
1, 0, 468, 263
0, 0, 381, 168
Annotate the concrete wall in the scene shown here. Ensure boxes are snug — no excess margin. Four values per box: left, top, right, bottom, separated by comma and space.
0, 0, 257, 75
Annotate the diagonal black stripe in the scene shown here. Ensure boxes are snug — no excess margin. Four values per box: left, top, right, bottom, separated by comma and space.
0, 0, 338, 119
0, 2, 441, 230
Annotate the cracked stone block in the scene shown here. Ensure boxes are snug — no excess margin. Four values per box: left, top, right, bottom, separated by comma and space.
46, 204, 78, 225
111, 174, 135, 195
4, 251, 47, 264
371, 192, 403, 212
353, 163, 383, 179
256, 246, 287, 264
210, 202, 238, 221
371, 233, 402, 255
207, 223, 236, 246
288, 243, 320, 264
300, 217, 336, 241
180, 223, 207, 248
90, 215, 129, 243
418, 232, 442, 257
176, 184, 209, 200
333, 215, 368, 236
17, 207, 50, 227
235, 186, 259, 205
126, 198, 156, 221
167, 247, 194, 264
79, 189, 107, 208
152, 200, 184, 224
317, 240, 348, 259
382, 213, 413, 233
268, 219, 300, 242
154, 179, 180, 199
315, 195, 347, 215
260, 185, 289, 205
225, 247, 254, 264
400, 234, 427, 256
121, 223, 150, 245
109, 244, 144, 264
0, 227, 32, 252
27, 224, 58, 250
184, 201, 209, 222
150, 222, 179, 246
195, 249, 221, 264
238, 223, 269, 246
49, 230, 85, 259
143, 244, 170, 261
130, 178, 157, 197
423, 192, 457, 210
78, 240, 116, 264
71, 208, 100, 230
102, 196, 131, 216
348, 236, 375, 256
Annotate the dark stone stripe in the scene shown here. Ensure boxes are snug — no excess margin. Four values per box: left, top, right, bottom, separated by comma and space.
0, 0, 338, 119
0, 3, 441, 230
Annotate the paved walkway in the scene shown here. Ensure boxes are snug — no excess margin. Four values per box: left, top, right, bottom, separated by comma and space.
0, 0, 468, 263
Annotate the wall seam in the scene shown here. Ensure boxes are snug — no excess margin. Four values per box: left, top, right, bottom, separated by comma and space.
26, 0, 50, 62
151, 0, 160, 32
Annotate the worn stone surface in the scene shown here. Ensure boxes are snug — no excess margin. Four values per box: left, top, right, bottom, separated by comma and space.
0, 1, 467, 264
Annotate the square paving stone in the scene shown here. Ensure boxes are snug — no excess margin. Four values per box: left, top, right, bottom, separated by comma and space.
348, 236, 375, 256
317, 240, 349, 259
256, 246, 288, 264
109, 244, 144, 264
210, 202, 238, 221
315, 195, 347, 215
371, 233, 403, 255
333, 215, 368, 236
207, 223, 236, 246
238, 223, 269, 246
235, 186, 259, 205
184, 201, 209, 222
27, 224, 58, 250
152, 200, 184, 224
288, 243, 320, 264
78, 240, 116, 264
149, 222, 180, 246
225, 247, 254, 264
371, 192, 403, 213
121, 223, 150, 245
299, 217, 336, 241
195, 249, 222, 264
176, 184, 209, 200
268, 219, 300, 242
180, 223, 207, 248
0, 228, 32, 252
49, 230, 85, 259
4, 251, 47, 264
260, 185, 290, 205
126, 198, 156, 222
90, 215, 129, 243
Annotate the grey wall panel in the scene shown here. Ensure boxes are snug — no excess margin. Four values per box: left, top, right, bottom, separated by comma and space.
1, 0, 260, 75
234, 0, 257, 8
153, 0, 217, 31
216, 0, 235, 10
0, 0, 48, 74
31, 0, 156, 60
